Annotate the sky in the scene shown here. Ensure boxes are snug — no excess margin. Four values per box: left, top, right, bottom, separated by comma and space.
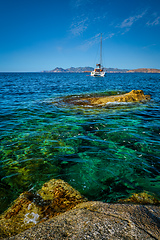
0, 0, 160, 72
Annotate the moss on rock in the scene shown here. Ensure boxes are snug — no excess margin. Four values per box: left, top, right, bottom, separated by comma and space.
83, 90, 151, 106
118, 192, 160, 205
4, 201, 160, 240
53, 90, 151, 107
0, 179, 87, 239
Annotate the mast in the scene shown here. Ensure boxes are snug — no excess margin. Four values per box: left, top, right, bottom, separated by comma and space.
100, 33, 102, 67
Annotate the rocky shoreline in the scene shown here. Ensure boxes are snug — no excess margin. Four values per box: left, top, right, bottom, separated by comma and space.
0, 178, 160, 239
4, 201, 160, 240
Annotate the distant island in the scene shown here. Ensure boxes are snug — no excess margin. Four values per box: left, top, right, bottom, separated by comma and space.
42, 67, 94, 73
127, 68, 160, 73
42, 67, 160, 73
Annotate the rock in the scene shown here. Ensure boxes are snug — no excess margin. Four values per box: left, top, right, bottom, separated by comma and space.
0, 179, 87, 239
1, 179, 159, 240
81, 90, 151, 106
56, 90, 151, 107
118, 192, 160, 205
4, 201, 160, 240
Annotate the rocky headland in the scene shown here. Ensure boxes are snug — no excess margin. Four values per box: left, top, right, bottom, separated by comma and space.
0, 178, 160, 240
42, 67, 160, 73
127, 68, 160, 73
42, 67, 94, 73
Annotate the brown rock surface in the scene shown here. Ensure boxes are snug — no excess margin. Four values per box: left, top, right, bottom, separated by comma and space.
86, 90, 150, 106
119, 192, 160, 205
0, 179, 87, 239
4, 201, 160, 240
59, 90, 151, 107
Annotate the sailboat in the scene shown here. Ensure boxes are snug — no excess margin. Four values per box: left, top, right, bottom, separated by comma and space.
91, 33, 106, 77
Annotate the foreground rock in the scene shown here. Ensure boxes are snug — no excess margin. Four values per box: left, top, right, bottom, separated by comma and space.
5, 201, 160, 240
0, 179, 87, 239
59, 90, 151, 107
1, 179, 160, 240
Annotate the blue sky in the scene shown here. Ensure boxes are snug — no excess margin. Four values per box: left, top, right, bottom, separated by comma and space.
0, 0, 160, 72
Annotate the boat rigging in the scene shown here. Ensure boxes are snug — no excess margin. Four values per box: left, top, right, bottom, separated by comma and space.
91, 33, 105, 77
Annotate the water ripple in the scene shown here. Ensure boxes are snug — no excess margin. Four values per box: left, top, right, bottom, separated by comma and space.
0, 73, 160, 213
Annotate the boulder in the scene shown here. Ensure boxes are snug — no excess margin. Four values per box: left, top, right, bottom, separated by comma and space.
1, 179, 160, 240
4, 201, 160, 240
0, 179, 87, 239
56, 90, 151, 107
119, 192, 160, 205
79, 90, 151, 106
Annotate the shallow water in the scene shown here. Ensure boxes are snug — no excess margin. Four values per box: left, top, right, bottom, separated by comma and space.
0, 72, 160, 213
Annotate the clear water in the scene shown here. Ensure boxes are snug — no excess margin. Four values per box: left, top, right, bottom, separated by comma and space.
0, 72, 160, 213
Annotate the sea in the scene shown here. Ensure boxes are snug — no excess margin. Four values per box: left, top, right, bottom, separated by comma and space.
0, 72, 160, 214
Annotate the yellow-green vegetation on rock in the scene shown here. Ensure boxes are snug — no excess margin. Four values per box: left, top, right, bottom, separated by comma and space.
0, 179, 87, 239
81, 90, 151, 106
54, 90, 151, 107
119, 192, 160, 205
4, 201, 160, 240
1, 179, 160, 239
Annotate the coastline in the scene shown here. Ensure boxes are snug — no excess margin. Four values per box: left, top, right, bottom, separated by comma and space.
1, 178, 160, 240
42, 67, 160, 73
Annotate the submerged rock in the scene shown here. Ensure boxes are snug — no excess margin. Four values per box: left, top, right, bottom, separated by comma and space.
55, 90, 151, 107
5, 201, 160, 240
0, 179, 87, 239
118, 192, 160, 205
79, 90, 150, 106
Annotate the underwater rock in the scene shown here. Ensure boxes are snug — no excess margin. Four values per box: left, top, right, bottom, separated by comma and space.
5, 201, 160, 240
118, 192, 160, 205
60, 90, 151, 107
0, 179, 87, 239
80, 90, 150, 106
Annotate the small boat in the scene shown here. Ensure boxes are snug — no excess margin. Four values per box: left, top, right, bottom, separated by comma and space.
91, 33, 105, 77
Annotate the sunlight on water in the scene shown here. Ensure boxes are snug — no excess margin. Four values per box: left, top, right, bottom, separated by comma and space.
0, 73, 160, 213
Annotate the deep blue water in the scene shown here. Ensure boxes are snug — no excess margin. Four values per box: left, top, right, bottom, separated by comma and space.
0, 72, 160, 213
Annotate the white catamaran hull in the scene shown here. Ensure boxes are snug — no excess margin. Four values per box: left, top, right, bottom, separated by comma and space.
91, 71, 105, 77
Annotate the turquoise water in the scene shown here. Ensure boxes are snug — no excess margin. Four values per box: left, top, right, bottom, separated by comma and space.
0, 72, 160, 213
